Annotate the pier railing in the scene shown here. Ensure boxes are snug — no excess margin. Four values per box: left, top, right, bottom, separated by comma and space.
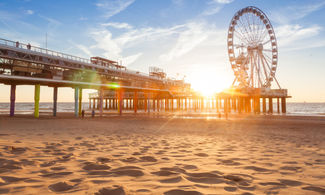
0, 38, 175, 81
0, 38, 90, 64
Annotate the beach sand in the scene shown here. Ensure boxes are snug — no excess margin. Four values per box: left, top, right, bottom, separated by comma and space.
0, 114, 324, 194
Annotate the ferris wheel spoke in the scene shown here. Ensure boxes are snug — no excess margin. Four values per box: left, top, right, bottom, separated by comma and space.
234, 33, 249, 46
262, 39, 271, 45
258, 52, 270, 83
236, 22, 252, 43
234, 29, 251, 46
245, 13, 256, 42
238, 16, 254, 42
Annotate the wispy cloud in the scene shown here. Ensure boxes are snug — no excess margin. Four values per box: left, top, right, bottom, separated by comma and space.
214, 0, 234, 4
160, 23, 209, 61
270, 1, 325, 24
276, 24, 323, 51
96, 0, 135, 19
101, 22, 133, 29
202, 0, 235, 16
85, 23, 186, 65
75, 43, 94, 57
25, 9, 34, 15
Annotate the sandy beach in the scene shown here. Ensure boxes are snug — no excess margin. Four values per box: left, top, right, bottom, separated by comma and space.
0, 114, 324, 194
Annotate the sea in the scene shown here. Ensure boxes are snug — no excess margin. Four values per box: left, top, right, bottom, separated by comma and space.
0, 102, 325, 116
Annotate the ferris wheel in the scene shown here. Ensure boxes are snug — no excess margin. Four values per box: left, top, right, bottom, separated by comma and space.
227, 6, 280, 89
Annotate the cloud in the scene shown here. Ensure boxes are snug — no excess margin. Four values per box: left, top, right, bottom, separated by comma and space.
171, 0, 184, 6
270, 1, 325, 24
214, 0, 234, 4
202, 0, 234, 16
88, 23, 185, 62
38, 14, 61, 26
95, 0, 135, 19
25, 9, 34, 15
275, 24, 323, 51
160, 23, 209, 61
101, 22, 133, 29
75, 43, 94, 57
123, 53, 142, 66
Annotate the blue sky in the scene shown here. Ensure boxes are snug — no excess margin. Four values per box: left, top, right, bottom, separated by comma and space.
0, 0, 325, 102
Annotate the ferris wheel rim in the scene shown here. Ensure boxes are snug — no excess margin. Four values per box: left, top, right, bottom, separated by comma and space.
227, 6, 278, 89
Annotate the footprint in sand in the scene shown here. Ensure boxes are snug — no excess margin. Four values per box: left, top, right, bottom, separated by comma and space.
244, 166, 272, 173
182, 165, 198, 170
48, 182, 74, 192
159, 176, 182, 183
163, 189, 203, 195
96, 157, 111, 163
280, 166, 302, 172
218, 159, 241, 166
82, 162, 111, 171
4, 146, 27, 154
95, 186, 125, 195
278, 179, 302, 186
0, 158, 22, 171
39, 161, 56, 167
302, 186, 325, 194
1, 176, 26, 183
185, 172, 224, 184
224, 186, 237, 192
140, 156, 157, 162
120, 157, 138, 163
194, 153, 209, 157
151, 170, 179, 176
40, 171, 73, 178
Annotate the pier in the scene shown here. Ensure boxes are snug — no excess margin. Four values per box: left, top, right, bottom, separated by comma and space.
0, 37, 289, 117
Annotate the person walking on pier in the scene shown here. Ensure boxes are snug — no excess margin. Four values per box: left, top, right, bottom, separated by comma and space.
27, 43, 31, 50
16, 41, 19, 48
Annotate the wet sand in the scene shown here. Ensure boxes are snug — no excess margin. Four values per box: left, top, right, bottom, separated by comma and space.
0, 114, 325, 194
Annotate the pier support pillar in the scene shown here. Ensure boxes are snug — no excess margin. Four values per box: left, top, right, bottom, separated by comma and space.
78, 88, 82, 116
262, 98, 266, 113
281, 97, 286, 114
237, 97, 242, 113
93, 98, 96, 109
99, 89, 103, 116
268, 97, 273, 114
157, 99, 160, 112
74, 87, 79, 117
105, 99, 108, 109
134, 91, 138, 113
147, 95, 150, 114
277, 98, 280, 114
34, 84, 40, 118
10, 84, 16, 117
144, 94, 148, 112
118, 90, 123, 115
53, 87, 58, 117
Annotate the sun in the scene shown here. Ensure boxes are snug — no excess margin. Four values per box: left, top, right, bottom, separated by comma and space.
187, 72, 231, 98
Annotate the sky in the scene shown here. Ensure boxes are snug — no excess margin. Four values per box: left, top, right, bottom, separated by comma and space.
0, 0, 325, 102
